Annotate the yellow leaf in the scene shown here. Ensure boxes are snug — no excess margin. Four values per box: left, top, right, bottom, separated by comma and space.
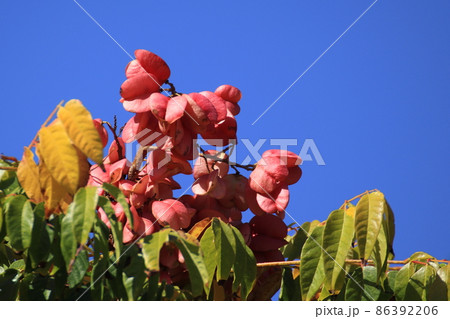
345, 206, 356, 218
292, 268, 300, 280
188, 218, 212, 239
39, 160, 68, 217
57, 99, 104, 165
76, 146, 90, 188
39, 120, 79, 194
17, 147, 44, 202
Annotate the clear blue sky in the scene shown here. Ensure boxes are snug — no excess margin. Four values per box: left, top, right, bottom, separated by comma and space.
1, 0, 449, 261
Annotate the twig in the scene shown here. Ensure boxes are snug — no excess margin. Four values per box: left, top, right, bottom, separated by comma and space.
103, 120, 123, 161
339, 189, 380, 209
162, 80, 179, 97
28, 100, 63, 149
0, 166, 17, 171
230, 162, 256, 171
1, 155, 18, 162
198, 151, 256, 172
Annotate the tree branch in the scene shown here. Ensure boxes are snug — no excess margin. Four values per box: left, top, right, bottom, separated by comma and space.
256, 258, 449, 269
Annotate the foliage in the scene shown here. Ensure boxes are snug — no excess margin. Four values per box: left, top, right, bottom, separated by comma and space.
0, 50, 448, 301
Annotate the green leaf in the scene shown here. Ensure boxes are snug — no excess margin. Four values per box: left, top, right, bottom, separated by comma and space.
211, 218, 236, 281
0, 268, 20, 300
141, 273, 160, 301
102, 183, 133, 229
141, 228, 171, 271
409, 251, 435, 262
428, 265, 448, 301
0, 166, 17, 190
355, 191, 385, 261
9, 259, 25, 271
5, 195, 34, 251
29, 202, 54, 267
174, 232, 210, 297
300, 224, 325, 300
279, 268, 301, 300
71, 186, 99, 244
60, 214, 78, 271
60, 187, 99, 270
405, 264, 436, 301
199, 227, 216, 295
282, 220, 319, 260
19, 273, 53, 301
104, 262, 126, 300
361, 266, 382, 301
0, 164, 21, 196
231, 226, 256, 300
91, 257, 108, 301
0, 243, 15, 268
122, 249, 146, 301
394, 262, 415, 300
67, 250, 89, 288
322, 209, 354, 293
345, 268, 364, 300
371, 218, 388, 281
384, 270, 397, 300
0, 203, 5, 244
93, 218, 110, 263
98, 196, 123, 259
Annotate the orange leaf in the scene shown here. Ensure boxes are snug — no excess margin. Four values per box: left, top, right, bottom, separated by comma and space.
17, 147, 44, 202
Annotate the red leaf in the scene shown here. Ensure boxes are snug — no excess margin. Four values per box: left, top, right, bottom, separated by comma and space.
149, 92, 169, 120
193, 150, 229, 179
249, 235, 287, 252
255, 184, 289, 214
152, 199, 194, 229
249, 214, 288, 239
166, 95, 188, 124
199, 91, 227, 122
214, 84, 242, 103
285, 166, 302, 185
135, 49, 171, 84
93, 119, 108, 147
262, 149, 302, 167
120, 74, 160, 100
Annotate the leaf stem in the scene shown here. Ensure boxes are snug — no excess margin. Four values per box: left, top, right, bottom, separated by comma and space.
28, 100, 63, 149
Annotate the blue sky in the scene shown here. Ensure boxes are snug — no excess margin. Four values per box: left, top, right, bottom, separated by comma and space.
1, 0, 449, 262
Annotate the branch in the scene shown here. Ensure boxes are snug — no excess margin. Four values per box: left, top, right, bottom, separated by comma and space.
256, 258, 449, 269
128, 145, 158, 180
0, 166, 17, 171
103, 120, 123, 161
